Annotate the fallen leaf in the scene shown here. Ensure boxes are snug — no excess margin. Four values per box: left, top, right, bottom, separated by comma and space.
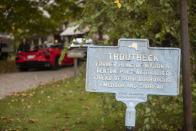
47, 96, 51, 99
28, 118, 38, 123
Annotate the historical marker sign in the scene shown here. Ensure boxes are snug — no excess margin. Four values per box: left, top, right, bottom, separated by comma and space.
85, 38, 181, 127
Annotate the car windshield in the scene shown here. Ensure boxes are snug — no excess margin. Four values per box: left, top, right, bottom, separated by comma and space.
49, 44, 64, 49
72, 38, 93, 45
18, 43, 47, 52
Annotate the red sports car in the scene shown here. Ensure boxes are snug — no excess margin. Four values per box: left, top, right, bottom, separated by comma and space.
15, 44, 74, 71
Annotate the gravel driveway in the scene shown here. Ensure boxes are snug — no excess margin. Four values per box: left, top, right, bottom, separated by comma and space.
0, 67, 74, 99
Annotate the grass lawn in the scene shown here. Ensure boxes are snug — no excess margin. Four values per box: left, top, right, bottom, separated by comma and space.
0, 69, 125, 131
0, 66, 195, 131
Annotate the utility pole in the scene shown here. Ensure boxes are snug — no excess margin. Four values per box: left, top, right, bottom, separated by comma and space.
180, 0, 193, 130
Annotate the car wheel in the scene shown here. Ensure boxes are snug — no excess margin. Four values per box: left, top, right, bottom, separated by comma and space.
18, 67, 28, 71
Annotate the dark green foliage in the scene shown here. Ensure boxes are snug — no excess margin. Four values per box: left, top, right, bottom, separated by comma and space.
80, 0, 181, 45
0, 0, 51, 38
0, 0, 80, 40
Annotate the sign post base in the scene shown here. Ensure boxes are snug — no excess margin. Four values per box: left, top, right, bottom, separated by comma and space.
116, 93, 147, 128
125, 126, 134, 131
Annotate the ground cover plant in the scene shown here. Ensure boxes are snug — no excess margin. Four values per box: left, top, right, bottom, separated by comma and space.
0, 68, 125, 131
0, 66, 195, 130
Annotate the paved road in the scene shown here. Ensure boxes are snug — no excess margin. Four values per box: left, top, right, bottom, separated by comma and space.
0, 67, 74, 99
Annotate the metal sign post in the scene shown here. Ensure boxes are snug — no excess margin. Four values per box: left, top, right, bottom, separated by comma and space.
67, 49, 85, 76
85, 38, 181, 129
116, 93, 147, 130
